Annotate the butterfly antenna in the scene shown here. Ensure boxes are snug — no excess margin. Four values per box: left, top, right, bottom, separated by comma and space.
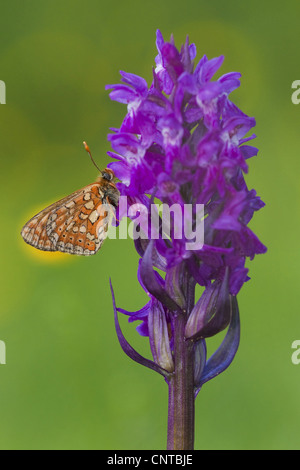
83, 141, 103, 174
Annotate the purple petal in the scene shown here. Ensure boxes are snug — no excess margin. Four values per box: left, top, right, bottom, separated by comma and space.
194, 54, 208, 78
229, 266, 249, 296
240, 145, 258, 160
198, 55, 224, 84
218, 72, 241, 94
117, 301, 151, 337
108, 133, 145, 160
235, 226, 267, 259
105, 84, 140, 104
156, 29, 164, 55
161, 42, 184, 81
189, 43, 197, 61
107, 160, 131, 186
120, 71, 148, 94
239, 133, 257, 144
197, 81, 222, 103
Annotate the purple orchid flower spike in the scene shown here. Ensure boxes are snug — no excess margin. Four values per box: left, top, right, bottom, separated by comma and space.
107, 29, 266, 450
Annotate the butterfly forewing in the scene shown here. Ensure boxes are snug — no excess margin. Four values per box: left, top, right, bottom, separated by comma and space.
21, 178, 119, 256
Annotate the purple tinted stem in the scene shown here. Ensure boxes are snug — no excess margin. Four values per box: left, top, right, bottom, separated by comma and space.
167, 280, 195, 450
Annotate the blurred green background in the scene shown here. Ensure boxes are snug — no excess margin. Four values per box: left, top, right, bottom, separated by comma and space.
0, 0, 298, 450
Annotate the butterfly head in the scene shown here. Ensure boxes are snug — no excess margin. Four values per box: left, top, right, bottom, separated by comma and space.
101, 168, 115, 181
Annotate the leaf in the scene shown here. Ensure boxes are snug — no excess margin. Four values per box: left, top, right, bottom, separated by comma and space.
110, 279, 170, 379
193, 339, 207, 395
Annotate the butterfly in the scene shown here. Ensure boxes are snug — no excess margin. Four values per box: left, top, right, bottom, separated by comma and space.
21, 143, 120, 256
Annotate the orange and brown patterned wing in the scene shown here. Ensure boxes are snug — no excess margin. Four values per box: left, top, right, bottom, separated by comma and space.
21, 183, 116, 256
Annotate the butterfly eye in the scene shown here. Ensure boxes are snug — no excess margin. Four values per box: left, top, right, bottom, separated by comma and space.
102, 172, 111, 181
102, 168, 114, 181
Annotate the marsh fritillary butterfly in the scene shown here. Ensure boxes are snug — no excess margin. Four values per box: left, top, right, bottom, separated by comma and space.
21, 144, 120, 256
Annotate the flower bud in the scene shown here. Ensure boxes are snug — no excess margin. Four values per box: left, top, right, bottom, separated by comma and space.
165, 264, 186, 309
185, 269, 231, 340
148, 300, 174, 373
